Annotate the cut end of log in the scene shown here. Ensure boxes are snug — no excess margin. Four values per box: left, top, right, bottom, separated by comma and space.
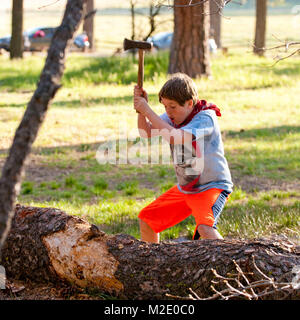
43, 218, 124, 295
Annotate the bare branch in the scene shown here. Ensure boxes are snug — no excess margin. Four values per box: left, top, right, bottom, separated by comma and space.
38, 0, 61, 10
164, 257, 299, 300
84, 9, 97, 20
250, 33, 300, 66
155, 0, 235, 9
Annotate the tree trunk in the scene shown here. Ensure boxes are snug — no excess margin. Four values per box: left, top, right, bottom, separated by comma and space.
209, 0, 222, 48
130, 0, 136, 41
0, 0, 86, 250
83, 0, 94, 50
168, 0, 211, 78
10, 0, 23, 59
254, 0, 267, 56
1, 204, 299, 300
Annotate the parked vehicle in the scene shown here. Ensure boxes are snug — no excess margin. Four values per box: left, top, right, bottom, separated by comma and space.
147, 31, 218, 53
147, 32, 173, 51
0, 27, 89, 52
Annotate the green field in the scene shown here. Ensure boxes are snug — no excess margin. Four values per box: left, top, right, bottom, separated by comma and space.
0, 9, 299, 242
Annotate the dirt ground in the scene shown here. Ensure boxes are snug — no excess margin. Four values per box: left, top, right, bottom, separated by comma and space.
2, 158, 300, 194
0, 278, 105, 300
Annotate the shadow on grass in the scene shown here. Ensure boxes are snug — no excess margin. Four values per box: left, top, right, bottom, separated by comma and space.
267, 62, 300, 77
0, 73, 40, 91
51, 93, 159, 108
0, 141, 100, 155
0, 93, 159, 108
226, 125, 300, 141
0, 124, 298, 154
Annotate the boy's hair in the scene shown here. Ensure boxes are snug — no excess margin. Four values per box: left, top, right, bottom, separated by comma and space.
158, 73, 198, 106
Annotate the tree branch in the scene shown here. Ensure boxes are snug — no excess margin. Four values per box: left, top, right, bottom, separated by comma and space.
155, 0, 234, 9
167, 255, 300, 300
251, 38, 300, 66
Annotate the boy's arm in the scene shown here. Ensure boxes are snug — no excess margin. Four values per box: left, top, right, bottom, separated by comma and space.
134, 95, 193, 145
144, 108, 193, 145
137, 113, 151, 138
137, 114, 162, 138
134, 86, 163, 139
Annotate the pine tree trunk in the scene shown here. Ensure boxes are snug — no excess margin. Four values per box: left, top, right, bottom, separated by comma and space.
0, 0, 86, 249
1, 205, 299, 300
209, 0, 222, 48
83, 0, 94, 50
168, 0, 211, 78
254, 0, 267, 56
10, 0, 24, 59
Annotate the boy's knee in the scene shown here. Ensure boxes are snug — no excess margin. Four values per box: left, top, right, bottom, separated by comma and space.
197, 224, 212, 234
139, 218, 159, 243
197, 224, 223, 240
139, 218, 147, 227
197, 224, 211, 229
139, 219, 153, 232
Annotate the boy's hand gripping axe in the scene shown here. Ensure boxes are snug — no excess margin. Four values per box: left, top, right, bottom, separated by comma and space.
123, 38, 153, 112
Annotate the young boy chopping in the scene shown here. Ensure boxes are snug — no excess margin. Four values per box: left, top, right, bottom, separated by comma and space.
133, 73, 233, 243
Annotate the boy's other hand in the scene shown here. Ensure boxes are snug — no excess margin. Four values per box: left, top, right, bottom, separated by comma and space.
134, 85, 148, 102
134, 85, 150, 115
134, 95, 150, 115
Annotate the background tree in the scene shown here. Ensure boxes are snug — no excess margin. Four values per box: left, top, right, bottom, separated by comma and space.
130, 0, 138, 41
83, 0, 95, 50
168, 0, 211, 78
10, 0, 24, 59
131, 0, 168, 41
254, 0, 268, 56
142, 1, 163, 41
209, 0, 222, 48
0, 0, 86, 250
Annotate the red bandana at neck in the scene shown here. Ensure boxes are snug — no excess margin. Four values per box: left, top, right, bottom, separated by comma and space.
173, 100, 221, 128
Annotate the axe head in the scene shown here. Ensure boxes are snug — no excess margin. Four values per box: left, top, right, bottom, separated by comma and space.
123, 38, 153, 51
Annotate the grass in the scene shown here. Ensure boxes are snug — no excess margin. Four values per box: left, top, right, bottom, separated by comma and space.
0, 13, 300, 242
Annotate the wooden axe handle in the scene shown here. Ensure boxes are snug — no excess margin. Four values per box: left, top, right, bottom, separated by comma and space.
136, 49, 145, 113
137, 49, 144, 88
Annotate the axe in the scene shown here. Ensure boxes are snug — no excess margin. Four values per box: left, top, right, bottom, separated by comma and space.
123, 38, 153, 112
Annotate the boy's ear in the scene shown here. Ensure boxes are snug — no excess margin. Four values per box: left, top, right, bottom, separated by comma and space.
187, 99, 194, 109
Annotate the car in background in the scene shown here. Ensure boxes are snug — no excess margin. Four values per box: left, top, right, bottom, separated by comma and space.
0, 27, 89, 52
147, 31, 218, 53
147, 32, 173, 51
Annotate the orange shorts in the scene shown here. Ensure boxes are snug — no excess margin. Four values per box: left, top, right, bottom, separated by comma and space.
138, 185, 230, 240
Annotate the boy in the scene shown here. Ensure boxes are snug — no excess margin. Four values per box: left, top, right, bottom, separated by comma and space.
133, 73, 233, 243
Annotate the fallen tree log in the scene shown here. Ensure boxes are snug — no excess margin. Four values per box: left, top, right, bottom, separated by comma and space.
1, 204, 299, 300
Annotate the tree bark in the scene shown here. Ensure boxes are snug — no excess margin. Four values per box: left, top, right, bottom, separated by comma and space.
10, 0, 24, 59
168, 0, 211, 78
130, 0, 137, 41
1, 204, 299, 300
209, 0, 222, 48
0, 0, 86, 250
83, 0, 94, 50
254, 0, 267, 56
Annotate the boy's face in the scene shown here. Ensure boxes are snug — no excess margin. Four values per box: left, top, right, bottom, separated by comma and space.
161, 97, 193, 126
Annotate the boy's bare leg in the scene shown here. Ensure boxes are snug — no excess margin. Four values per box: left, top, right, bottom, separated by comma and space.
139, 219, 159, 243
197, 224, 223, 240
